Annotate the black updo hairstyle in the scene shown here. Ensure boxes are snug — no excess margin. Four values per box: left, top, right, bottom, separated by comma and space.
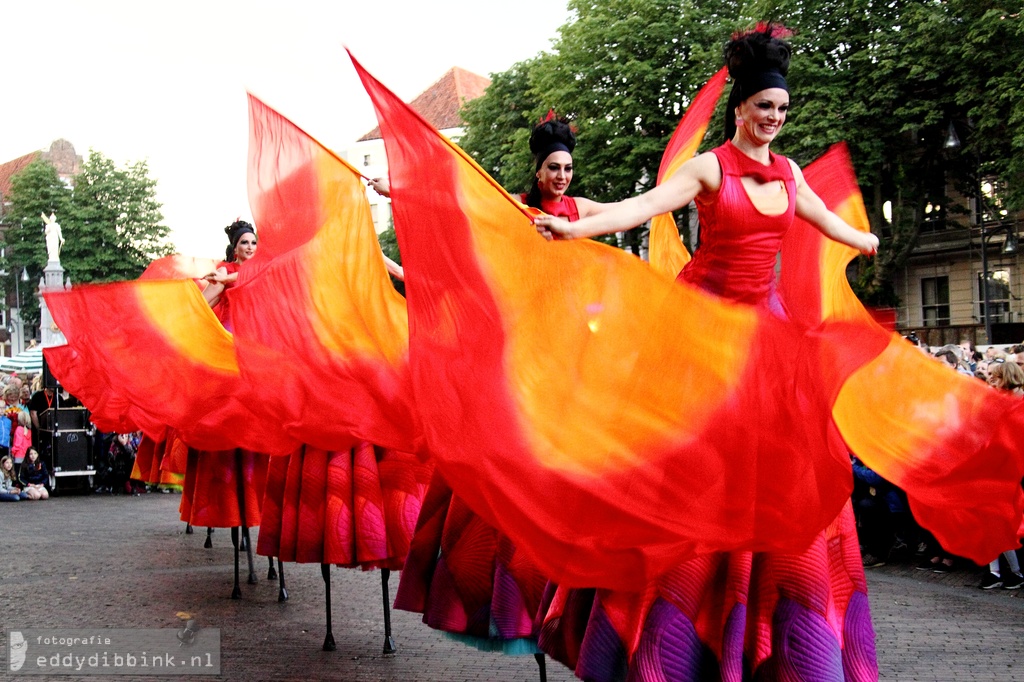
723, 22, 793, 142
224, 219, 256, 262
525, 111, 577, 210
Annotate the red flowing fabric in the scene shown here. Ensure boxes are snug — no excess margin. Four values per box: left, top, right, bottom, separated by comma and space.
353, 53, 858, 589
354, 51, 1024, 588
228, 95, 421, 454
139, 255, 218, 283
43, 281, 296, 453
43, 344, 139, 435
648, 67, 727, 278
777, 145, 1024, 564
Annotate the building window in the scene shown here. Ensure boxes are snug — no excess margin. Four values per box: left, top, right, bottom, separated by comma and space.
978, 269, 1011, 324
921, 276, 950, 326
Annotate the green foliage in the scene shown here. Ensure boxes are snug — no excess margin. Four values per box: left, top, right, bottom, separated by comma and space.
459, 59, 543, 193
2, 158, 73, 327
2, 150, 174, 327
460, 0, 1024, 302
62, 151, 173, 286
376, 224, 405, 296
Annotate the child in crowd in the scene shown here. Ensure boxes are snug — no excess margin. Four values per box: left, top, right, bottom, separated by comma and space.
19, 448, 49, 500
10, 411, 31, 470
0, 455, 28, 501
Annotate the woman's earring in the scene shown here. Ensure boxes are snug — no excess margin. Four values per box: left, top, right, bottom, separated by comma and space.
734, 116, 744, 127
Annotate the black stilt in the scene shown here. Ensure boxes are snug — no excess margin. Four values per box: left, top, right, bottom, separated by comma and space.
230, 527, 242, 599
321, 563, 336, 651
267, 555, 277, 580
381, 568, 397, 654
185, 523, 194, 535
535, 653, 547, 682
243, 526, 257, 584
204, 527, 213, 549
277, 559, 288, 602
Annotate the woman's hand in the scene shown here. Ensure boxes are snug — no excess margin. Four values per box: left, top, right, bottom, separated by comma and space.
368, 177, 390, 197
859, 232, 880, 257
203, 271, 225, 284
533, 214, 575, 241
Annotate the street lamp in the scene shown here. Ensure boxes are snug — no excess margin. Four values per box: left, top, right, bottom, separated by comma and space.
944, 121, 1018, 343
978, 224, 1017, 344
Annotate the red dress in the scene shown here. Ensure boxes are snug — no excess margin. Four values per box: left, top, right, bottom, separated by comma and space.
255, 442, 433, 570
178, 259, 268, 529
209, 261, 240, 330
394, 198, 587, 653
536, 142, 877, 681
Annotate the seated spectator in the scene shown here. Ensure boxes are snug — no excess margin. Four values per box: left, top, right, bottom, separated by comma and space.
100, 433, 141, 495
0, 455, 28, 501
19, 448, 49, 500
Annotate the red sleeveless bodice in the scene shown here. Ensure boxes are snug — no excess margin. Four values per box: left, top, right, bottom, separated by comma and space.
521, 194, 580, 222
678, 141, 796, 305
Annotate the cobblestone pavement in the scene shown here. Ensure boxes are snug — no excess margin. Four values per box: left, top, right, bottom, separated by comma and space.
1, 494, 1022, 681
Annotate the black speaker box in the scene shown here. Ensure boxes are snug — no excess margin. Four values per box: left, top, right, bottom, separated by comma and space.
42, 355, 59, 389
52, 431, 90, 472
54, 408, 88, 430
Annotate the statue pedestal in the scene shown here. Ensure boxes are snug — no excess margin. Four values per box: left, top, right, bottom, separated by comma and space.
40, 260, 68, 348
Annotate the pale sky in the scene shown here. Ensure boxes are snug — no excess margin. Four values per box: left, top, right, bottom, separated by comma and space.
1, 0, 570, 258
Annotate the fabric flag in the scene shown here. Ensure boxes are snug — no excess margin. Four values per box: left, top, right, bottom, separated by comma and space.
44, 280, 296, 453
353, 52, 859, 589
648, 67, 728, 278
227, 94, 421, 454
139, 255, 219, 283
778, 144, 1024, 563
42, 343, 140, 435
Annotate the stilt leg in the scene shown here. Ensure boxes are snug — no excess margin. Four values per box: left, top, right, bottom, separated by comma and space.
321, 563, 336, 651
230, 527, 242, 599
243, 526, 257, 584
381, 568, 397, 655
535, 653, 547, 682
204, 527, 213, 549
277, 559, 288, 602
185, 523, 194, 535
267, 555, 277, 580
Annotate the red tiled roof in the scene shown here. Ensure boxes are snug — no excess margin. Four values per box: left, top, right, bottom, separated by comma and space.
0, 152, 41, 200
359, 67, 491, 141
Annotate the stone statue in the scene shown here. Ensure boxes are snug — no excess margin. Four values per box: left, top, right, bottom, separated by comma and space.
42, 212, 64, 263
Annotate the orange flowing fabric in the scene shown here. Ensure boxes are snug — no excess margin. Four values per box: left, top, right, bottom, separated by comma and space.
43, 280, 296, 453
777, 145, 1024, 564
354, 53, 859, 589
227, 94, 421, 454
355, 51, 1024, 588
647, 67, 727, 278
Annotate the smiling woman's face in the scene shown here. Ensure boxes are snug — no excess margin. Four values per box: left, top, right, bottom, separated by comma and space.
536, 151, 573, 201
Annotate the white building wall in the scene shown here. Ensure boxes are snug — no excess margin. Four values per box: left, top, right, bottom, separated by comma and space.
342, 127, 465, 235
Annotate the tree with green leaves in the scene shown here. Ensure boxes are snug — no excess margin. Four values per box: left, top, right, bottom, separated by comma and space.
1, 158, 73, 327
376, 223, 405, 296
2, 150, 174, 327
461, 0, 1024, 303
61, 150, 173, 286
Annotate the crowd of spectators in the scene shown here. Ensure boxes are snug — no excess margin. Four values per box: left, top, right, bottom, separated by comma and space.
0, 372, 150, 501
855, 335, 1024, 590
